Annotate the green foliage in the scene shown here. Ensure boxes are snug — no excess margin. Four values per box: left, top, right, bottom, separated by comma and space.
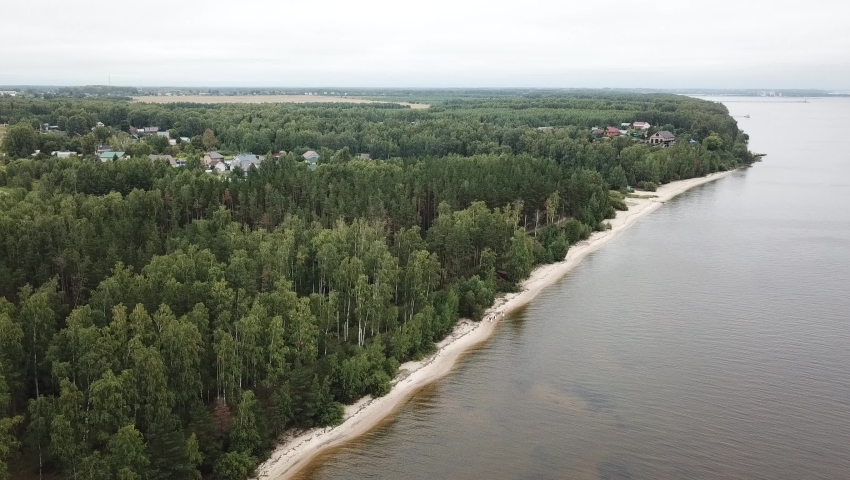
538, 225, 570, 262
457, 276, 495, 321
229, 391, 262, 455
0, 370, 23, 480
213, 450, 256, 480
0, 91, 753, 480
608, 191, 628, 211
107, 425, 150, 480
1, 122, 38, 159
637, 181, 658, 192
703, 133, 724, 151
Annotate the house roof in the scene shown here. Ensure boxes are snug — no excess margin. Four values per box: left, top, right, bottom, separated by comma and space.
236, 159, 262, 170
235, 153, 258, 162
654, 130, 676, 140
157, 131, 170, 137
302, 150, 319, 158
633, 121, 650, 127
605, 126, 620, 133
206, 151, 225, 160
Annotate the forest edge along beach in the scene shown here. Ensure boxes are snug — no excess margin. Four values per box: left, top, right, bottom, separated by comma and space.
253, 170, 739, 480
0, 91, 758, 480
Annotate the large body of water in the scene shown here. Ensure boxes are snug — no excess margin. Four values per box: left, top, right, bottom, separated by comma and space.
293, 98, 850, 480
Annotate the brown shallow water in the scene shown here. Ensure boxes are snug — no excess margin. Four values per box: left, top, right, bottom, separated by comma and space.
291, 97, 850, 480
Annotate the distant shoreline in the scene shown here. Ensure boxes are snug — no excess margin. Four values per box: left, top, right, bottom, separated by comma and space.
252, 169, 739, 480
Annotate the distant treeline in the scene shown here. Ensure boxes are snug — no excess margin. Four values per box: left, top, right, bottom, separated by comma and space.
0, 93, 754, 480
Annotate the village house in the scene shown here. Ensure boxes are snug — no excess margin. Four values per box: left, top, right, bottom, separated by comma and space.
99, 151, 126, 162
303, 150, 320, 170
204, 151, 225, 167
234, 153, 262, 170
357, 153, 371, 160
51, 151, 76, 158
210, 160, 228, 173
604, 126, 620, 138
633, 121, 651, 130
591, 127, 604, 135
96, 144, 113, 155
142, 126, 159, 134
649, 130, 676, 147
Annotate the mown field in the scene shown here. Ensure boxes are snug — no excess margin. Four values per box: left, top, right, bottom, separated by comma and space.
133, 95, 430, 108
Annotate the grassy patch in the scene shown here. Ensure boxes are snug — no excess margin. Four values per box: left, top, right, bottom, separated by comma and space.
626, 193, 658, 199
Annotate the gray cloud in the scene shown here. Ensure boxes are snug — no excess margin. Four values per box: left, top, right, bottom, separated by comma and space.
1, 0, 848, 88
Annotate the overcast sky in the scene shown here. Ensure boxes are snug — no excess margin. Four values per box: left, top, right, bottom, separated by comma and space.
2, 0, 849, 89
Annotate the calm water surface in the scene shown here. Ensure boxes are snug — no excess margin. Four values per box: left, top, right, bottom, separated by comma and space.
294, 98, 850, 480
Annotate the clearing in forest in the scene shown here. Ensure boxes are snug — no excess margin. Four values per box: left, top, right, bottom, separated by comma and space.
132, 95, 429, 109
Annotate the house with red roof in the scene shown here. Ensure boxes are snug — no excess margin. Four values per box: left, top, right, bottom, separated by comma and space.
604, 126, 620, 138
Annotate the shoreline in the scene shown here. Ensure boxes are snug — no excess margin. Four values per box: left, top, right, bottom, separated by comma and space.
253, 169, 739, 480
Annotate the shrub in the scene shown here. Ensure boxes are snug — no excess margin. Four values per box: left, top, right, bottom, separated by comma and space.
563, 218, 592, 245
637, 181, 657, 192
608, 191, 628, 211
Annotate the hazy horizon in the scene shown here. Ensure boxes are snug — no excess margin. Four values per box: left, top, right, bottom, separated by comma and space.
2, 0, 849, 89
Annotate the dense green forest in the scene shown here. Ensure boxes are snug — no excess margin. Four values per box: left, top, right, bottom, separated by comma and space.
0, 92, 754, 480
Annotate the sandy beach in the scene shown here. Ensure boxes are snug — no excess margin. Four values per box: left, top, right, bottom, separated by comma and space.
252, 169, 738, 480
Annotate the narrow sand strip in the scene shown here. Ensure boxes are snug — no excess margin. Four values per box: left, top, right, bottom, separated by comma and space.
253, 169, 738, 480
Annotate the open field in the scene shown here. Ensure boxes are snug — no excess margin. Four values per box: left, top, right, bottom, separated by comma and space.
132, 95, 429, 109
